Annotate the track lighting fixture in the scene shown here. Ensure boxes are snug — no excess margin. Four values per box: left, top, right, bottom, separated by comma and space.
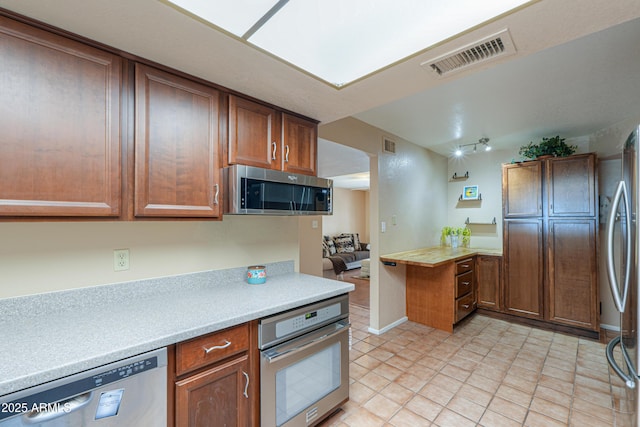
453, 137, 491, 157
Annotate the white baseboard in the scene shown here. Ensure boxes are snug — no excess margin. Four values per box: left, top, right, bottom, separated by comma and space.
368, 316, 408, 335
600, 323, 620, 332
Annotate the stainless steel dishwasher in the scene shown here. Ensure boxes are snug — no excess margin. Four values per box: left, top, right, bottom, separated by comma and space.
0, 348, 167, 426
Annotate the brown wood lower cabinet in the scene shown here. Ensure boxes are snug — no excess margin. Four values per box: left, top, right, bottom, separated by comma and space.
504, 219, 543, 319
406, 257, 476, 333
476, 255, 502, 311
171, 322, 258, 427
176, 355, 250, 426
547, 218, 598, 330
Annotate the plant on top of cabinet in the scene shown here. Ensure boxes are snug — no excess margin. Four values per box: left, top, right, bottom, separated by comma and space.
518, 135, 577, 160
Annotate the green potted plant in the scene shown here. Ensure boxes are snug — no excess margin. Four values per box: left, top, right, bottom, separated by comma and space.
519, 135, 577, 160
441, 226, 470, 248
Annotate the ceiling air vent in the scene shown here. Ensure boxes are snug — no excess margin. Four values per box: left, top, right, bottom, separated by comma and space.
422, 29, 516, 77
382, 136, 396, 154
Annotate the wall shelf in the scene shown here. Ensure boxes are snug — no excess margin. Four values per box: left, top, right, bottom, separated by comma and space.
465, 217, 497, 225
449, 171, 469, 182
458, 193, 482, 201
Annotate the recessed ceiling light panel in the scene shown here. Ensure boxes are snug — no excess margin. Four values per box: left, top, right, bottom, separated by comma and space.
165, 0, 533, 88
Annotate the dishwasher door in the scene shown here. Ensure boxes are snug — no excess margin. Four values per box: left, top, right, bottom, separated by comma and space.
0, 348, 167, 426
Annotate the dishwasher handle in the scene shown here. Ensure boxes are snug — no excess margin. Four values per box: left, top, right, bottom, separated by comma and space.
22, 392, 93, 424
263, 319, 349, 363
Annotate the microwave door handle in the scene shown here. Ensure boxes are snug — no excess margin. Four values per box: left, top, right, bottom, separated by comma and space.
606, 180, 631, 312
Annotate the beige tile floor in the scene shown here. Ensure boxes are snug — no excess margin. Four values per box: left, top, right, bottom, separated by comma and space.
320, 305, 632, 427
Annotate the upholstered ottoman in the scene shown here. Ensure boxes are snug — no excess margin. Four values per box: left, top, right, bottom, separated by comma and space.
359, 258, 370, 278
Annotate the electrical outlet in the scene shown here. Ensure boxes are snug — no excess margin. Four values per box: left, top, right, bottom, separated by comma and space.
114, 249, 130, 271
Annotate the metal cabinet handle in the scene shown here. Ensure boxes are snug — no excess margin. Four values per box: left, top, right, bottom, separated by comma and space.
242, 371, 249, 398
462, 281, 470, 286
606, 180, 631, 312
462, 304, 470, 309
214, 183, 219, 205
460, 264, 470, 268
203, 340, 231, 354
285, 145, 290, 162
272, 141, 277, 160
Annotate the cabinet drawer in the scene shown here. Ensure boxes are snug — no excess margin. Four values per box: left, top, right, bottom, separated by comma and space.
456, 271, 474, 298
176, 324, 249, 376
456, 258, 474, 275
456, 293, 475, 323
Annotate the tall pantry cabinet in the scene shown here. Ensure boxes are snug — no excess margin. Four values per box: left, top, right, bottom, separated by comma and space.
502, 153, 599, 335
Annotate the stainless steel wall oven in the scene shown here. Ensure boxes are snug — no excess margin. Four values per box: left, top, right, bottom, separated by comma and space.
259, 294, 350, 427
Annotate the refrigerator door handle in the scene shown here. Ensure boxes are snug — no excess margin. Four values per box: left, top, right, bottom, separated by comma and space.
606, 336, 636, 389
606, 180, 631, 313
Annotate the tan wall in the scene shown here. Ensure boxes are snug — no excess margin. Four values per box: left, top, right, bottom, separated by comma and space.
298, 216, 323, 277
322, 188, 369, 243
0, 216, 300, 299
320, 117, 447, 332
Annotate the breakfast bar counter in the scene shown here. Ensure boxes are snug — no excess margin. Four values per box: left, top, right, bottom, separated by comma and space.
380, 246, 502, 332
380, 246, 502, 268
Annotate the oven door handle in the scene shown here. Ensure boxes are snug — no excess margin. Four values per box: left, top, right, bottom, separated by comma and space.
263, 319, 350, 363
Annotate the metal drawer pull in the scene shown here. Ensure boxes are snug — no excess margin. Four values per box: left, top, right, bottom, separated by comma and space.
460, 264, 470, 268
243, 371, 249, 398
462, 304, 471, 309
462, 281, 470, 286
204, 340, 231, 354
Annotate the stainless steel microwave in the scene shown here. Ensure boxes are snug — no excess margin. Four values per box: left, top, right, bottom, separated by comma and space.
224, 165, 332, 215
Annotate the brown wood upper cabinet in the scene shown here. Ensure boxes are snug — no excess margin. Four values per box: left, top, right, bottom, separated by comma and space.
282, 113, 317, 176
228, 95, 317, 176
134, 64, 222, 218
0, 16, 122, 217
502, 161, 542, 218
228, 95, 280, 170
546, 154, 596, 217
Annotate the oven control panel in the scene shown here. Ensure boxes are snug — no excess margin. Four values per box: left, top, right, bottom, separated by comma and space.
275, 302, 341, 338
259, 294, 349, 349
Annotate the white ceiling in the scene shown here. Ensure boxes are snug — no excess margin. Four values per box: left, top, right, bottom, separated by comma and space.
1, 0, 639, 158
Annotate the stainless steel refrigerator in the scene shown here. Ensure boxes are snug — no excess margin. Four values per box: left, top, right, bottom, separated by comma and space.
606, 125, 639, 426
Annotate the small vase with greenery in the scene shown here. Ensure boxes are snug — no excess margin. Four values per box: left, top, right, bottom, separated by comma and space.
519, 135, 577, 160
441, 226, 471, 248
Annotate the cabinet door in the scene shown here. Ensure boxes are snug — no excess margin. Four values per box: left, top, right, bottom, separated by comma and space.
176, 355, 250, 427
547, 219, 598, 330
477, 255, 502, 311
547, 154, 596, 217
282, 113, 317, 176
135, 64, 221, 217
504, 219, 543, 319
0, 16, 121, 216
228, 95, 280, 170
502, 162, 542, 218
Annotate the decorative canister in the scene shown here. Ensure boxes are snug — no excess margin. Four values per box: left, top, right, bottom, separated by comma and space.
247, 265, 267, 284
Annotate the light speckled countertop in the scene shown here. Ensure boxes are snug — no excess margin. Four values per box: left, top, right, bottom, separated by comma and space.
0, 261, 353, 397
380, 246, 502, 267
